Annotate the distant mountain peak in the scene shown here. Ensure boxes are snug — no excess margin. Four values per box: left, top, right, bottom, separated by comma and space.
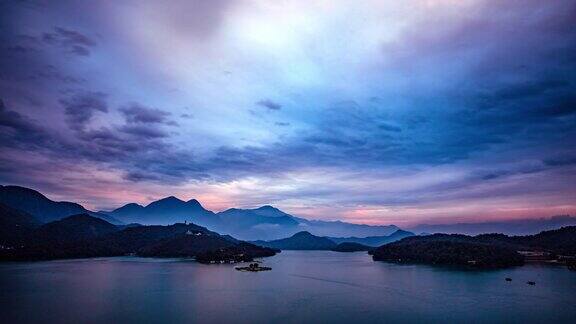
124, 203, 143, 208
114, 203, 144, 211
292, 231, 314, 238
1, 185, 49, 200
186, 198, 202, 207
253, 231, 337, 250
391, 229, 413, 236
162, 196, 183, 202
251, 205, 290, 218
257, 205, 278, 210
147, 196, 185, 207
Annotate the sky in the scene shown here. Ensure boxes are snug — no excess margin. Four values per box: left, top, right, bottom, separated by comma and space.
1, 0, 575, 226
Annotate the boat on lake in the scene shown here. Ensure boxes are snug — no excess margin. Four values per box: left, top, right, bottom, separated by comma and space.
235, 263, 272, 272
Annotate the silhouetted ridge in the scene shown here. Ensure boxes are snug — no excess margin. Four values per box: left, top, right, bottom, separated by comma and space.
113, 203, 144, 213
0, 203, 40, 247
108, 195, 217, 226
329, 229, 415, 247
252, 231, 337, 250
0, 185, 122, 224
146, 196, 186, 208
33, 213, 120, 244
187, 199, 202, 207
0, 215, 278, 262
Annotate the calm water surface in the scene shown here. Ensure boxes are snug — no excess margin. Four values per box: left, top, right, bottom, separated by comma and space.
1, 251, 575, 323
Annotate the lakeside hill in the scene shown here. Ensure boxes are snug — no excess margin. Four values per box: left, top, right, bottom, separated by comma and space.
328, 229, 414, 247
252, 231, 337, 250
0, 213, 277, 263
0, 202, 41, 247
371, 226, 576, 269
32, 214, 119, 245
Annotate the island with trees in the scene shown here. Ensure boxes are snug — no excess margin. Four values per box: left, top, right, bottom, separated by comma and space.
371, 226, 576, 269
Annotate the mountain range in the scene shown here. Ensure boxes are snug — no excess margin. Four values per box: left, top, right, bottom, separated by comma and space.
0, 185, 400, 240
1, 185, 574, 241
103, 201, 402, 240
103, 197, 401, 240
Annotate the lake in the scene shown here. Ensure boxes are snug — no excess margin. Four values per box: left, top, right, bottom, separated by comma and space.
1, 251, 575, 323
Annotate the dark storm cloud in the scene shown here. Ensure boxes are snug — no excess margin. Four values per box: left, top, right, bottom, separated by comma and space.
0, 99, 51, 150
0, 99, 42, 135
543, 155, 576, 167
120, 103, 174, 124
480, 165, 546, 181
1, 26, 96, 59
123, 171, 161, 182
119, 124, 169, 139
0, 34, 71, 84
1, 92, 192, 185
41, 27, 96, 56
0, 37, 83, 84
60, 91, 108, 131
256, 99, 282, 110
76, 127, 142, 158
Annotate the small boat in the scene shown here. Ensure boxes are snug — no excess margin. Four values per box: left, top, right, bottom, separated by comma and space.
235, 263, 272, 272
505, 278, 512, 282
527, 281, 536, 285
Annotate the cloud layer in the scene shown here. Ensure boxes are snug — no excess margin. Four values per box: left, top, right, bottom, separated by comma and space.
0, 0, 575, 225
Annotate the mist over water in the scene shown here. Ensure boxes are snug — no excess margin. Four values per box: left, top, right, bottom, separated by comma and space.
1, 252, 575, 323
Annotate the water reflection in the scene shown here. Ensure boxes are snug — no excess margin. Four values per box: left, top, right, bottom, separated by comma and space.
1, 251, 575, 323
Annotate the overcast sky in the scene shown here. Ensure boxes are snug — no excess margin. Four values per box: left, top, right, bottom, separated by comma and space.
1, 0, 575, 226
